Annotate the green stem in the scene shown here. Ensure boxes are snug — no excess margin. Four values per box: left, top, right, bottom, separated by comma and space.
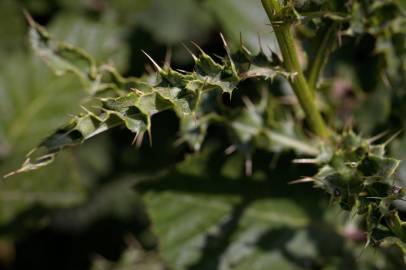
308, 22, 337, 91
262, 0, 282, 14
261, 0, 329, 138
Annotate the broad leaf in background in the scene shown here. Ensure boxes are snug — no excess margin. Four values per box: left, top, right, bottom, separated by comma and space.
138, 145, 403, 270
0, 0, 25, 54
0, 53, 86, 225
0, 7, 129, 229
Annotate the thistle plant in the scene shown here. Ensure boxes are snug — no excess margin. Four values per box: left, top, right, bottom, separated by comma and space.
5, 0, 406, 268
260, 0, 406, 257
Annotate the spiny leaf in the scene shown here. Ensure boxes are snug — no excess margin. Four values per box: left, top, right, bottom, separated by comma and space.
26, 14, 144, 96
7, 18, 296, 176
25, 12, 97, 84
309, 130, 406, 251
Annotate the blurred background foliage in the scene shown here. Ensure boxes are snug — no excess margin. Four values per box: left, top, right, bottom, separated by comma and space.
0, 0, 405, 269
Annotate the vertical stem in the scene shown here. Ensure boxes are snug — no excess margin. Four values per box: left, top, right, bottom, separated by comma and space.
261, 0, 329, 138
308, 22, 337, 91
